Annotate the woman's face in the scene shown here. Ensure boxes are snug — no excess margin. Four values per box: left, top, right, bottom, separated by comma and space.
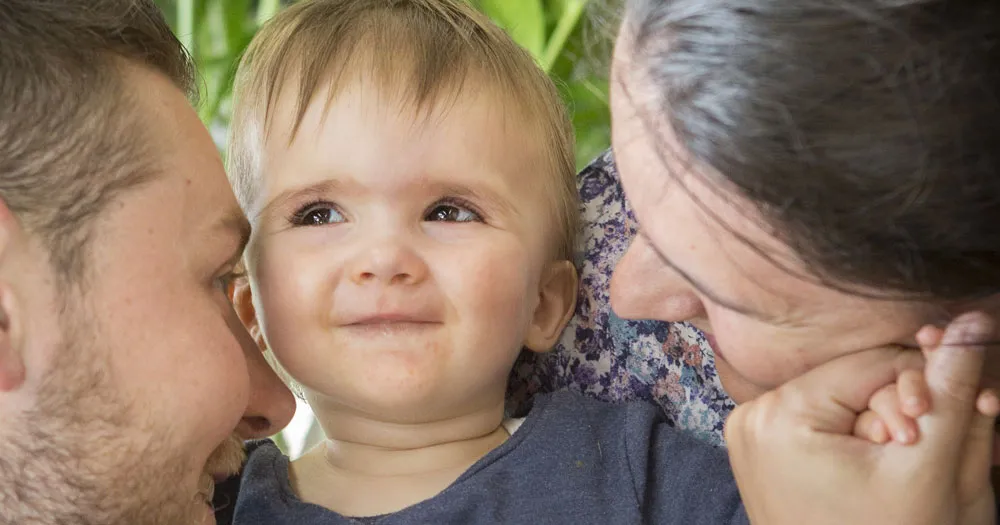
608, 31, 941, 403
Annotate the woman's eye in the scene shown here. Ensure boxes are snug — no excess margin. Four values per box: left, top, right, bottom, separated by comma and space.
425, 203, 482, 223
291, 202, 345, 226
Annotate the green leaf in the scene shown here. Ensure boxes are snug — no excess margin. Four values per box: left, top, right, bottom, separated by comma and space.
224, 0, 252, 52
198, 33, 253, 124
477, 0, 546, 61
540, 0, 587, 72
256, 0, 283, 27
176, 0, 194, 52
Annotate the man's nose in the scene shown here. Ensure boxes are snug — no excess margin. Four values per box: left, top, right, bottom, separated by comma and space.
235, 336, 296, 439
610, 234, 704, 322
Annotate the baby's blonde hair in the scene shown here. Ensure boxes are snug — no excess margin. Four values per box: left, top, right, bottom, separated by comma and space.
227, 0, 579, 260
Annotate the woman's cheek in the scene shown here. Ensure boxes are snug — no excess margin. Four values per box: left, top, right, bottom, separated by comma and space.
704, 312, 795, 389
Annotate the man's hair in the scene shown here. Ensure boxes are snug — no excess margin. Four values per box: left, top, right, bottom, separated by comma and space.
228, 0, 579, 260
626, 0, 1000, 302
0, 0, 195, 280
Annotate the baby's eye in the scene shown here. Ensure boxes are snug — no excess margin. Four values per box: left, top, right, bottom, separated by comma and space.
291, 201, 346, 226
424, 202, 482, 223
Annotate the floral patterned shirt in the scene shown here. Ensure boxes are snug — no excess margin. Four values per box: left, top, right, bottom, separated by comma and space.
507, 150, 735, 446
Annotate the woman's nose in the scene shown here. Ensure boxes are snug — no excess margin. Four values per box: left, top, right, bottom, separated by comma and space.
610, 234, 704, 322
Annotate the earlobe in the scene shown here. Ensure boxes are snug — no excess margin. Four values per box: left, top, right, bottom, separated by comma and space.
232, 280, 267, 351
524, 260, 579, 353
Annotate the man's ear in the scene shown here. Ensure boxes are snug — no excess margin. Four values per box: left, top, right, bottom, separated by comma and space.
0, 284, 26, 392
0, 201, 26, 391
231, 279, 267, 352
524, 260, 578, 353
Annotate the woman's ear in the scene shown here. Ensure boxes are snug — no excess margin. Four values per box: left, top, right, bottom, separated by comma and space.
524, 260, 578, 353
231, 279, 267, 351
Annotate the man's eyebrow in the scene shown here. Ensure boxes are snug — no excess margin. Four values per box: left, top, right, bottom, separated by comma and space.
639, 231, 775, 322
218, 207, 251, 262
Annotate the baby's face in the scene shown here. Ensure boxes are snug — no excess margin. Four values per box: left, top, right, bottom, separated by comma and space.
243, 78, 565, 422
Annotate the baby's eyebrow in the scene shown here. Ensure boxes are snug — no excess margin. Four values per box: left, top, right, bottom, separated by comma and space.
255, 179, 343, 221
426, 181, 518, 218
254, 177, 518, 220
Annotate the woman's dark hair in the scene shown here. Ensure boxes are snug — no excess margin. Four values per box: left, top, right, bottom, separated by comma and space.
626, 0, 1000, 301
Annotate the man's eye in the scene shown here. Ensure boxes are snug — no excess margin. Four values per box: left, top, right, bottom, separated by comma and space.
290, 201, 346, 226
213, 268, 246, 297
424, 203, 482, 223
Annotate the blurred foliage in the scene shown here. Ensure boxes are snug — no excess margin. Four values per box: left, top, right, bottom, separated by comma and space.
154, 0, 611, 169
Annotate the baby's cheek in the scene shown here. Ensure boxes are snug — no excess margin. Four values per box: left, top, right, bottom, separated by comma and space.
472, 256, 534, 312
448, 254, 534, 351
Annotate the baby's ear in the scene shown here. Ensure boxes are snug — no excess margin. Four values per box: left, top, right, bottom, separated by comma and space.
231, 278, 267, 351
524, 260, 578, 353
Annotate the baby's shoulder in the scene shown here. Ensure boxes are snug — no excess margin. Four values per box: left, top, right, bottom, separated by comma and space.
522, 390, 670, 458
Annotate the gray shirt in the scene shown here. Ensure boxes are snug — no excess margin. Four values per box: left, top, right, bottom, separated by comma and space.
232, 391, 749, 525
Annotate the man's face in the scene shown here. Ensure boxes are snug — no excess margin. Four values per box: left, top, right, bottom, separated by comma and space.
0, 64, 294, 524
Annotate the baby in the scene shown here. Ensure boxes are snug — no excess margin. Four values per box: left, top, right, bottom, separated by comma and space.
217, 0, 994, 523
221, 1, 747, 523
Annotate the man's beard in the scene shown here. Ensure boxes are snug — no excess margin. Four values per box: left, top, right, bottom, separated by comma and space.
0, 300, 245, 524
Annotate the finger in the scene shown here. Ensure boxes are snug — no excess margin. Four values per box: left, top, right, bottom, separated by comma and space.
920, 312, 994, 455
977, 389, 1000, 417
959, 389, 1000, 505
768, 346, 925, 435
868, 383, 919, 444
916, 324, 944, 350
924, 312, 993, 413
972, 390, 1000, 467
898, 368, 932, 418
853, 410, 890, 444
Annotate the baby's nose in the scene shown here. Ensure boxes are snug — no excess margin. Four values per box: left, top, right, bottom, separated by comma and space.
349, 241, 429, 287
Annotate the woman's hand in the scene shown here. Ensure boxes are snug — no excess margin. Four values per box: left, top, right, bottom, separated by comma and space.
725, 312, 998, 525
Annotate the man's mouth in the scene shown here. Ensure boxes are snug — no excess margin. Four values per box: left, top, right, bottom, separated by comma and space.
197, 433, 246, 512
204, 434, 246, 479
197, 472, 216, 508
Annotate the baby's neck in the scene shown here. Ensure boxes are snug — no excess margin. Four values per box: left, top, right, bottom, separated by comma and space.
289, 402, 510, 517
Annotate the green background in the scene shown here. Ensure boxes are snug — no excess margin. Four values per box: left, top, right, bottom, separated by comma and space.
153, 0, 614, 170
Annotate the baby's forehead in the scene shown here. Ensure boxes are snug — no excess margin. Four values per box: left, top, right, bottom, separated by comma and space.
266, 63, 542, 141
266, 72, 544, 170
